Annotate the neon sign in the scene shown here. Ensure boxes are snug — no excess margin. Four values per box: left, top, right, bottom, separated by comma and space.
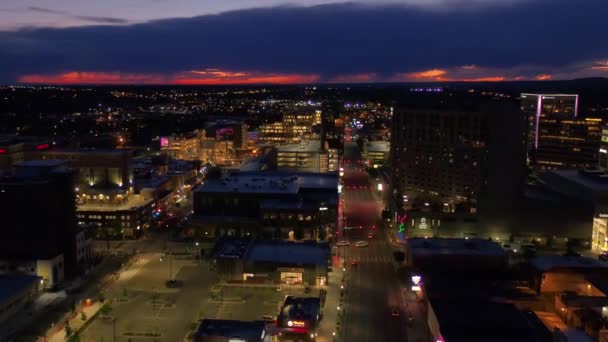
36, 143, 50, 150
397, 214, 408, 233
160, 137, 169, 147
287, 320, 306, 328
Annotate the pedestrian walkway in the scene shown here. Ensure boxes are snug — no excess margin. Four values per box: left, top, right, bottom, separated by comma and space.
45, 301, 102, 342
317, 257, 345, 342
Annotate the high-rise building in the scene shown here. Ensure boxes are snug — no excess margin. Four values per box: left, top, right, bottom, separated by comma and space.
390, 101, 527, 220
520, 94, 600, 169
0, 160, 83, 283
276, 141, 338, 173
43, 149, 134, 188
160, 131, 203, 161
598, 126, 608, 170
0, 136, 53, 171
259, 110, 321, 145
534, 117, 602, 169
42, 149, 152, 239
321, 101, 345, 153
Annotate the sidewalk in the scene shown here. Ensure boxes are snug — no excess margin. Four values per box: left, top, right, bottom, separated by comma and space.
45, 301, 102, 342
317, 256, 345, 342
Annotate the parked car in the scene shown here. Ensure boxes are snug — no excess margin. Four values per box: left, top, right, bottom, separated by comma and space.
354, 241, 369, 248
336, 240, 351, 247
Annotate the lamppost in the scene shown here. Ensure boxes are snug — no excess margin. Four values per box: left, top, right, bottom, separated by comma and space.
195, 242, 200, 264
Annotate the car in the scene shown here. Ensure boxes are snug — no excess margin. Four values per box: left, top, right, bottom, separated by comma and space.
262, 315, 276, 323
354, 241, 369, 247
367, 233, 375, 239
350, 259, 359, 266
600, 252, 608, 262
390, 307, 401, 317
336, 241, 350, 247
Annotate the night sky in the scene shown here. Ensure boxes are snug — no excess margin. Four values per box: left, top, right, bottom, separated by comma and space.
1, 0, 607, 85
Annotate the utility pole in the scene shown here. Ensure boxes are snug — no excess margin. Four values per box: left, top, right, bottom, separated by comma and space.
169, 249, 173, 280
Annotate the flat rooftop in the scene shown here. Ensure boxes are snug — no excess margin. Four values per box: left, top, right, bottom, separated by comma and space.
408, 238, 506, 257
0, 275, 40, 305
16, 159, 65, 168
531, 255, 608, 272
280, 296, 321, 321
212, 238, 329, 266
365, 141, 390, 152
432, 299, 544, 342
277, 141, 323, 153
547, 169, 608, 193
195, 319, 265, 339
44, 148, 128, 155
78, 194, 153, 212
245, 241, 328, 266
196, 171, 338, 195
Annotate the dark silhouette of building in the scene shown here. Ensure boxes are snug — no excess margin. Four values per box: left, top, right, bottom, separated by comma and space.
521, 93, 601, 169
390, 98, 527, 225
0, 160, 80, 280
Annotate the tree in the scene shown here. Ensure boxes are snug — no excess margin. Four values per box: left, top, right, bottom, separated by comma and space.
318, 227, 327, 241
65, 321, 73, 337
393, 251, 406, 263
294, 226, 304, 240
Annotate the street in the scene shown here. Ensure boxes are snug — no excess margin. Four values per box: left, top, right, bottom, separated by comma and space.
338, 142, 408, 342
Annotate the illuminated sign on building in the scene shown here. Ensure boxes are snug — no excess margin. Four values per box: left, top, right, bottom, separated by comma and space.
397, 213, 408, 234
287, 320, 306, 328
36, 143, 50, 150
160, 137, 169, 147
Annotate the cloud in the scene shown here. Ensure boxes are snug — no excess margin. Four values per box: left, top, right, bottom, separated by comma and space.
1, 0, 608, 84
26, 6, 129, 24
17, 70, 321, 85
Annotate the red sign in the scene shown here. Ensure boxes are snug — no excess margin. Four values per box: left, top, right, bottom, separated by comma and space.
287, 320, 306, 328
36, 143, 50, 150
0, 149, 6, 154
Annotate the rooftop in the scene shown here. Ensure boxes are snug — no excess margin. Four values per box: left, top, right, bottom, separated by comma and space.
408, 238, 506, 257
212, 238, 329, 266
16, 159, 65, 168
531, 255, 608, 272
44, 148, 129, 155
0, 275, 40, 306
245, 241, 328, 266
365, 141, 390, 152
277, 141, 323, 153
195, 171, 338, 195
77, 193, 153, 212
432, 299, 544, 342
279, 296, 322, 321
549, 169, 608, 192
195, 319, 265, 339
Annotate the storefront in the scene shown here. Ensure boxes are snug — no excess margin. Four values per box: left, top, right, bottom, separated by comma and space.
280, 268, 304, 285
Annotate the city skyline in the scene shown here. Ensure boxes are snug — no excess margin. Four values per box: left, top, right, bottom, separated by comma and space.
1, 0, 607, 85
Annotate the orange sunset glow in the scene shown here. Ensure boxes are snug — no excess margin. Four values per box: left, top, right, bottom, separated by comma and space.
18, 70, 321, 85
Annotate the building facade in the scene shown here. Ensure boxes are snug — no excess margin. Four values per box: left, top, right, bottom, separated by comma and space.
276, 141, 338, 173
390, 102, 527, 222
43, 149, 133, 188
0, 160, 81, 279
363, 141, 390, 166
160, 131, 202, 160
259, 110, 321, 145
520, 93, 601, 169
193, 172, 338, 239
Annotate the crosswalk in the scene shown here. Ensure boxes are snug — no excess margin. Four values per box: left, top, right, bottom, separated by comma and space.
345, 256, 394, 263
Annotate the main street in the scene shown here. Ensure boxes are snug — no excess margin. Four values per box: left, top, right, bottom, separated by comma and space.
338, 142, 408, 342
